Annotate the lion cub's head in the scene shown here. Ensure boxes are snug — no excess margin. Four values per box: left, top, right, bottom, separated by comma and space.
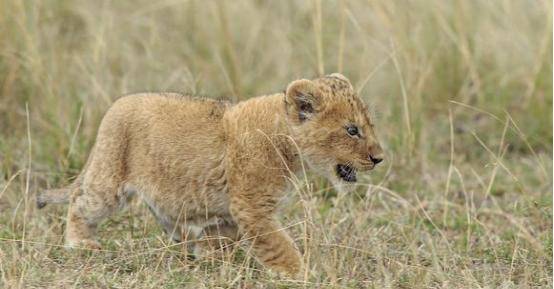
284, 73, 384, 191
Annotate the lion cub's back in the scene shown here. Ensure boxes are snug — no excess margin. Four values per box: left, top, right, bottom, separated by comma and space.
107, 93, 230, 182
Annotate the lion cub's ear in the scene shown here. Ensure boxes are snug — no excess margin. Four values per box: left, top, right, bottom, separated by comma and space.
285, 79, 320, 122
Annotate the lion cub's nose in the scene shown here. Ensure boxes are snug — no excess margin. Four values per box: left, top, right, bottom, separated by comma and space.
368, 143, 384, 166
369, 154, 383, 165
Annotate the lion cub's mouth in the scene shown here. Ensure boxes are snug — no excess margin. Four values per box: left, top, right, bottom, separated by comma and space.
336, 164, 357, 182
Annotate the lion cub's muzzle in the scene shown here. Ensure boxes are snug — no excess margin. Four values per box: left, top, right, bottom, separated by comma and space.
336, 154, 384, 182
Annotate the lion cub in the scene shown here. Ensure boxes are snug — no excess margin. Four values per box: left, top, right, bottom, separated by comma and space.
38, 73, 383, 276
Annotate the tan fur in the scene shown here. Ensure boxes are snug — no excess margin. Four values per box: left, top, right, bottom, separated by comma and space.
39, 73, 383, 277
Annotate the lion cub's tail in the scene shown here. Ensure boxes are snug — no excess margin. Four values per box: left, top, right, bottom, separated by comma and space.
36, 188, 71, 208
37, 175, 82, 209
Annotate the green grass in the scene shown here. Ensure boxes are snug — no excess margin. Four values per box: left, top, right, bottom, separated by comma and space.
0, 0, 552, 288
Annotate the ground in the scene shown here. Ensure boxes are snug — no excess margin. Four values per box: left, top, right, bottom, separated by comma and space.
0, 0, 552, 288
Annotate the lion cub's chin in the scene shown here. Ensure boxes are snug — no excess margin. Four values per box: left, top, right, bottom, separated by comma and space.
329, 177, 359, 194
307, 162, 359, 194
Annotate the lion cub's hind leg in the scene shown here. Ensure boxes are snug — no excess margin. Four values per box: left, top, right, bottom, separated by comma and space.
65, 182, 131, 250
65, 110, 131, 250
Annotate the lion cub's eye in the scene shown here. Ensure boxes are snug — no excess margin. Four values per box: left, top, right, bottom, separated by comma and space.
346, 125, 359, 137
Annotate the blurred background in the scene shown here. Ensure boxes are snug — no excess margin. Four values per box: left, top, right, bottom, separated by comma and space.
0, 0, 552, 288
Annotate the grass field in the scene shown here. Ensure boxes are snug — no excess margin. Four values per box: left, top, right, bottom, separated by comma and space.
0, 0, 552, 288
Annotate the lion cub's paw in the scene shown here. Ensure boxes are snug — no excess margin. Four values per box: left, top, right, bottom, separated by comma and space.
266, 257, 305, 280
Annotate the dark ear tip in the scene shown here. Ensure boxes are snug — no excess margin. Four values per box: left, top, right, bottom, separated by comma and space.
37, 200, 47, 209
36, 193, 48, 209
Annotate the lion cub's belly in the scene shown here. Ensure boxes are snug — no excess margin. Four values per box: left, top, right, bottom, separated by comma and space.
133, 184, 228, 241
126, 163, 230, 241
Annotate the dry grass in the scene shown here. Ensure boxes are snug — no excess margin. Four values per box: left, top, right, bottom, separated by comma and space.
0, 0, 552, 288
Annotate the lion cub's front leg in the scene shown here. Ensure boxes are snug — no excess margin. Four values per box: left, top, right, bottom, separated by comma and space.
229, 195, 304, 277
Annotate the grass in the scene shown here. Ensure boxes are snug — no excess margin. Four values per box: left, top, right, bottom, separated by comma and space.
0, 0, 552, 288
